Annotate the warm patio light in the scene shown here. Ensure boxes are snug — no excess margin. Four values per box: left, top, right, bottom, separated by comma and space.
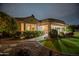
21, 22, 24, 32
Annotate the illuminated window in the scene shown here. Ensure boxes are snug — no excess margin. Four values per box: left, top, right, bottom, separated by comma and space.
39, 25, 48, 33
31, 24, 36, 31
25, 24, 30, 31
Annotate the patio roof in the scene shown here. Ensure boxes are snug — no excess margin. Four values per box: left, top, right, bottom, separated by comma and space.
15, 15, 65, 25
40, 18, 65, 24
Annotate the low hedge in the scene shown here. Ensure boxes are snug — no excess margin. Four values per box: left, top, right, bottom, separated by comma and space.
23, 31, 44, 39
0, 31, 44, 39
59, 32, 65, 38
0, 32, 14, 38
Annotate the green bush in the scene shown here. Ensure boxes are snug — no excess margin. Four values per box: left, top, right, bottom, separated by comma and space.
0, 31, 15, 38
59, 32, 65, 38
1, 31, 44, 39
64, 25, 74, 37
48, 29, 58, 39
13, 32, 22, 38
23, 31, 44, 39
0, 12, 18, 34
64, 25, 75, 33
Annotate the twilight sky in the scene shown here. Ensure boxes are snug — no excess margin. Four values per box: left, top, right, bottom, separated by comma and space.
0, 3, 79, 25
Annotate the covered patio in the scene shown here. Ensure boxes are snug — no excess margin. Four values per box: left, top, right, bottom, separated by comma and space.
15, 15, 66, 34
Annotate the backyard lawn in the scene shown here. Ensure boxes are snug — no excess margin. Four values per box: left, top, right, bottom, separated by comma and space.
39, 32, 79, 55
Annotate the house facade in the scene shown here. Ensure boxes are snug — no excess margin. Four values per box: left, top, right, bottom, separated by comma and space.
15, 15, 66, 33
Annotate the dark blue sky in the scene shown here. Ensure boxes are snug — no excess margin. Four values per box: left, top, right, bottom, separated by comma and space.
0, 3, 79, 25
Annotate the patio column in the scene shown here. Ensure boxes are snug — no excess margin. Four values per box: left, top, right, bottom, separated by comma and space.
24, 23, 26, 31
29, 24, 31, 31
36, 23, 39, 31
48, 22, 51, 33
48, 22, 51, 38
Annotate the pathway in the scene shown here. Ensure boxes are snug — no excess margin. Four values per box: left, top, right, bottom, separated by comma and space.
0, 34, 53, 56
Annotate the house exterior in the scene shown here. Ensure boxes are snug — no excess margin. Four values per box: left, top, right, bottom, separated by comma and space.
15, 15, 66, 33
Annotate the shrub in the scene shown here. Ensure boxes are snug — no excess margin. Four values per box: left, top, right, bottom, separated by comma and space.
23, 31, 44, 39
48, 29, 58, 39
65, 32, 74, 37
64, 25, 74, 37
2, 32, 10, 38
15, 32, 21, 37
0, 32, 2, 38
59, 32, 65, 38
0, 31, 44, 39
0, 12, 18, 34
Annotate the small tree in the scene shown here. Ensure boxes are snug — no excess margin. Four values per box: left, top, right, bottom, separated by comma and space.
0, 12, 18, 34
